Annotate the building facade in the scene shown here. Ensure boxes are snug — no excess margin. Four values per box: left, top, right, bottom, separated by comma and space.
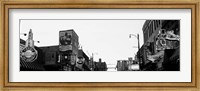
94, 59, 107, 71
116, 57, 139, 71
116, 60, 128, 71
59, 29, 79, 71
20, 29, 94, 71
138, 20, 180, 71
39, 46, 61, 71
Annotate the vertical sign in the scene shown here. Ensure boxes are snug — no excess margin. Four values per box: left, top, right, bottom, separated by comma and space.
20, 29, 38, 62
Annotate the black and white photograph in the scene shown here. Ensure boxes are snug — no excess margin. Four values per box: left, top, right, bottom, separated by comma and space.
20, 19, 180, 71
2, 0, 198, 90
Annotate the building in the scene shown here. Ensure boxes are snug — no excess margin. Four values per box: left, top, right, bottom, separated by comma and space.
137, 45, 148, 70
39, 46, 61, 71
89, 57, 95, 71
94, 59, 107, 71
39, 29, 80, 71
142, 20, 180, 53
39, 29, 92, 71
138, 20, 180, 71
116, 60, 128, 71
116, 57, 139, 71
59, 29, 79, 71
21, 29, 94, 71
38, 46, 92, 71
116, 60, 123, 71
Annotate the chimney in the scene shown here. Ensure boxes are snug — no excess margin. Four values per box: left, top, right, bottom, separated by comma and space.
99, 58, 102, 63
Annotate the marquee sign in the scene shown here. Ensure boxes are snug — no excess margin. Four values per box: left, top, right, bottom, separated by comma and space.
20, 46, 38, 62
59, 45, 72, 51
20, 29, 38, 62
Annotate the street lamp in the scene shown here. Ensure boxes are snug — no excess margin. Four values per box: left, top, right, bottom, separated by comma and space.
129, 34, 141, 70
92, 53, 98, 60
90, 52, 98, 71
129, 34, 140, 50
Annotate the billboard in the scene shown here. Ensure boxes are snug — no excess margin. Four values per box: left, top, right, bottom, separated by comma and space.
59, 30, 79, 52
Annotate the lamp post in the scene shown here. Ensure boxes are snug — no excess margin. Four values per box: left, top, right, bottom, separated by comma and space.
129, 34, 140, 51
91, 52, 98, 71
129, 34, 141, 70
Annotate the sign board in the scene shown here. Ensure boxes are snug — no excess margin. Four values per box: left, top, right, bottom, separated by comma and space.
59, 45, 72, 51
20, 29, 38, 62
20, 46, 38, 62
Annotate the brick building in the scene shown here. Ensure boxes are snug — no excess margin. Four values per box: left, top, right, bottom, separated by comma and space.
39, 46, 61, 71
138, 20, 180, 71
94, 59, 107, 71
116, 57, 139, 71
59, 29, 79, 70
20, 29, 93, 71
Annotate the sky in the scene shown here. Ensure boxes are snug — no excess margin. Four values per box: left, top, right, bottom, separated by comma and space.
20, 19, 145, 65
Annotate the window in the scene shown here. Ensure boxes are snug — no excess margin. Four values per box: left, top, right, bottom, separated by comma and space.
52, 54, 54, 58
